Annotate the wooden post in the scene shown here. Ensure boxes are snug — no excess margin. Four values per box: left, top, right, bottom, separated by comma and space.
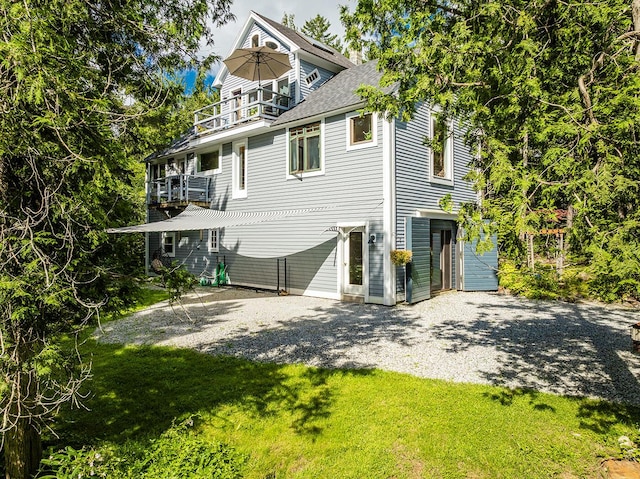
557, 232, 564, 276
632, 323, 640, 353
526, 233, 535, 271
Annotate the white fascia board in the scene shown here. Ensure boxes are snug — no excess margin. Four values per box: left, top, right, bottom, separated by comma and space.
190, 121, 271, 148
297, 50, 347, 74
416, 209, 459, 220
275, 103, 368, 130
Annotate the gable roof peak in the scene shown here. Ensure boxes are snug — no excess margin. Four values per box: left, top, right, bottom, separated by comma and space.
250, 11, 353, 70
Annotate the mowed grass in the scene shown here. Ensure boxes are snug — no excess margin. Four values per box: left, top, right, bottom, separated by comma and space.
51, 333, 640, 479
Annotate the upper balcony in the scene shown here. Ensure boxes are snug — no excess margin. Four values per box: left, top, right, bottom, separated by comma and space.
148, 174, 213, 208
194, 88, 291, 136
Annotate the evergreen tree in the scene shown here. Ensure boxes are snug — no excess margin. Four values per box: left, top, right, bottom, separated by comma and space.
342, 0, 640, 301
282, 12, 297, 31
0, 1, 233, 477
302, 14, 343, 52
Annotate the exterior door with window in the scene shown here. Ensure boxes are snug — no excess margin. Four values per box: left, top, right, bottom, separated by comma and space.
431, 229, 452, 293
342, 228, 364, 296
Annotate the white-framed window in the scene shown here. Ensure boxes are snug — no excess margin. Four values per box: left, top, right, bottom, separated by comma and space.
429, 112, 454, 184
232, 140, 248, 199
231, 88, 242, 122
251, 34, 259, 48
346, 112, 377, 150
208, 229, 219, 253
166, 157, 178, 176
149, 163, 162, 181
185, 152, 195, 175
305, 68, 320, 87
261, 77, 290, 112
198, 146, 221, 174
265, 39, 279, 50
287, 121, 324, 179
162, 232, 176, 257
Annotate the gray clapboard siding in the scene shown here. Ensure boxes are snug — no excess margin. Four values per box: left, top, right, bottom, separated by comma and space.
405, 216, 431, 303
461, 235, 499, 291
394, 103, 477, 247
299, 60, 335, 98
169, 111, 385, 295
394, 103, 478, 295
368, 220, 384, 298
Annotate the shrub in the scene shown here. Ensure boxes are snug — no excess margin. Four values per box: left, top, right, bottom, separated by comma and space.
498, 260, 590, 302
39, 417, 246, 478
155, 261, 197, 303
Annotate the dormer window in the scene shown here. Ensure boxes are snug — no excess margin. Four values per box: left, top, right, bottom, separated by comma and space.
265, 40, 278, 50
251, 34, 259, 48
305, 69, 320, 87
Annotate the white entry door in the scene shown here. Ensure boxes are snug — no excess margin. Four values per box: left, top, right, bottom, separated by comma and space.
342, 228, 365, 296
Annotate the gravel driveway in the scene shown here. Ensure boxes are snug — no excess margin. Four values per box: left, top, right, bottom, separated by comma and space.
96, 289, 640, 406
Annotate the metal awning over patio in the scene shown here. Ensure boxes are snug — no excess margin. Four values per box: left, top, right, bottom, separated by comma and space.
106, 204, 332, 233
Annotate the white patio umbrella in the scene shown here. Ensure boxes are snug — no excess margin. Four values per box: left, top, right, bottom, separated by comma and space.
223, 46, 292, 83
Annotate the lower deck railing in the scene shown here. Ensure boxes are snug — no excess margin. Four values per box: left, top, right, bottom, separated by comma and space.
148, 175, 212, 204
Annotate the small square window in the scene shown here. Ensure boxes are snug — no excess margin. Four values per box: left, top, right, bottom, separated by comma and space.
346, 112, 377, 150
208, 229, 219, 253
199, 149, 220, 173
305, 69, 320, 86
351, 113, 373, 144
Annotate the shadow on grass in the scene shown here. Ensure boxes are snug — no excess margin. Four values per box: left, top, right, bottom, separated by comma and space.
53, 342, 372, 448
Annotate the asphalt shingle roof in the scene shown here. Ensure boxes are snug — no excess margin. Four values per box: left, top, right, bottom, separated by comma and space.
272, 60, 394, 127
144, 127, 198, 162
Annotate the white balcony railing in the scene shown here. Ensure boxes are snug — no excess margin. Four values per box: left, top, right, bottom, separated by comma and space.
148, 174, 212, 204
193, 88, 291, 135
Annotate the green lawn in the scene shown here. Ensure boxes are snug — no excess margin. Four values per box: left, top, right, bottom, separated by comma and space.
46, 292, 640, 478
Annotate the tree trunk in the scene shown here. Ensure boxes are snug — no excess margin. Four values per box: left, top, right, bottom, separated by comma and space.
3, 364, 43, 479
4, 417, 42, 479
633, 0, 640, 60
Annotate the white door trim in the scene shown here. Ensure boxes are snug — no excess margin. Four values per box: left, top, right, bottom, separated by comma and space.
337, 223, 369, 302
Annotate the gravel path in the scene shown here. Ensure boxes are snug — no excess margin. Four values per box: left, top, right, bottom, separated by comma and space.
96, 289, 640, 406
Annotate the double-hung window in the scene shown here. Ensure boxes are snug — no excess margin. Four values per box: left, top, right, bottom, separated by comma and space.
289, 122, 321, 176
430, 113, 453, 183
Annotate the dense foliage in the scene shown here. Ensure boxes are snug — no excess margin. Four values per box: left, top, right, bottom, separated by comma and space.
302, 14, 344, 52
40, 418, 245, 479
342, 0, 640, 301
0, 0, 232, 476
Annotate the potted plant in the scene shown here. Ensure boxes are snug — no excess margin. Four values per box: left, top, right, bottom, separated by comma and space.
391, 249, 412, 266
391, 250, 413, 302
